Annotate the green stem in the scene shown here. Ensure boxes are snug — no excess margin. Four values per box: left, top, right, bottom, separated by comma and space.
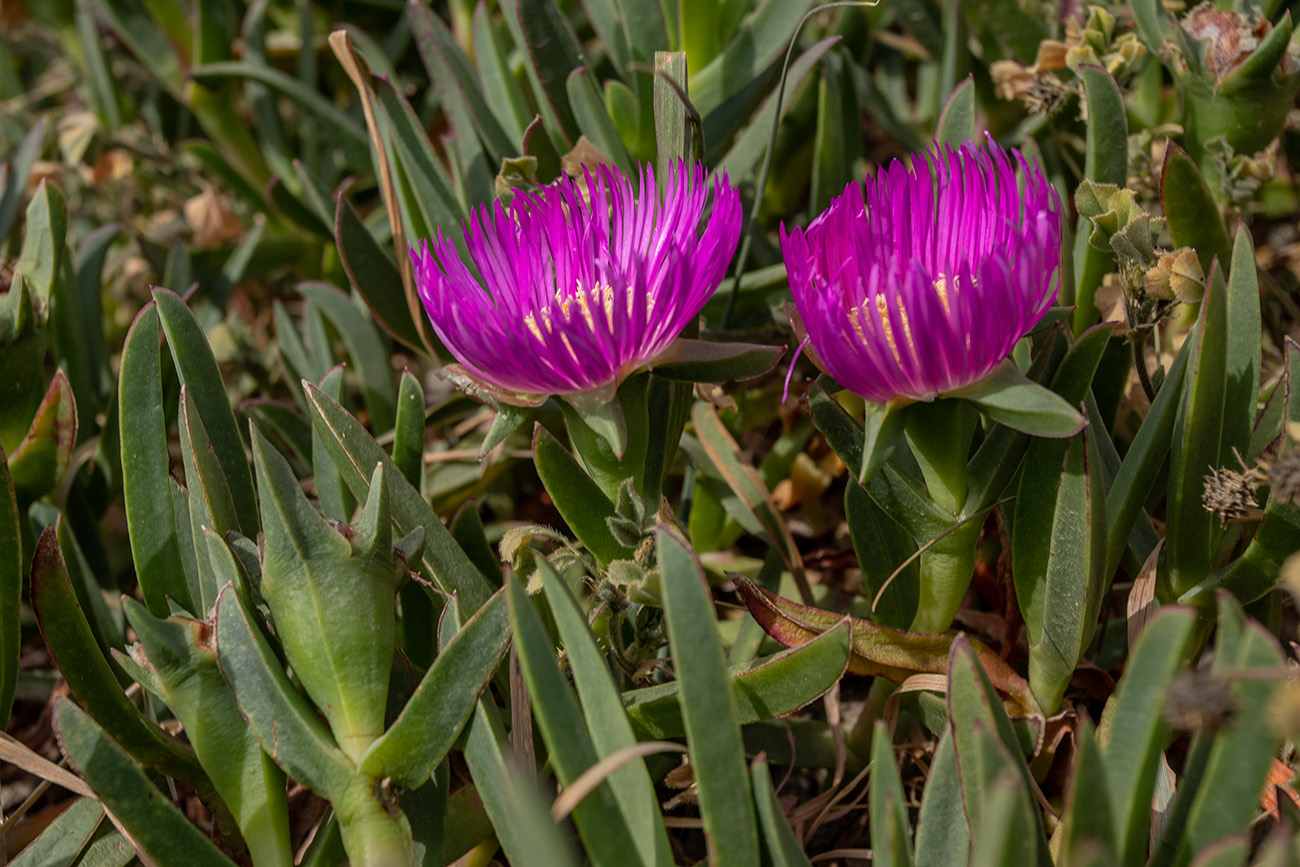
902, 400, 981, 633
909, 519, 982, 634
560, 374, 650, 502
337, 779, 415, 867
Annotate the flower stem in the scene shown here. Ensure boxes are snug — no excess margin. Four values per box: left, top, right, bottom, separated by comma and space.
337, 779, 414, 867
909, 519, 982, 634
902, 400, 981, 633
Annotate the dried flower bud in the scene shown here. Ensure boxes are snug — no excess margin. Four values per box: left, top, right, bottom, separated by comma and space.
1202, 465, 1260, 524
1183, 3, 1268, 81
1267, 678, 1300, 739
992, 60, 1035, 102
1268, 450, 1300, 505
1144, 247, 1204, 302
1279, 551, 1300, 605
1034, 40, 1070, 71
1165, 667, 1238, 735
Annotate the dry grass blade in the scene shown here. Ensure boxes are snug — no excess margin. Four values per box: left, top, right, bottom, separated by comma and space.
551, 741, 689, 820
1128, 540, 1162, 650
0, 730, 94, 798
328, 29, 437, 357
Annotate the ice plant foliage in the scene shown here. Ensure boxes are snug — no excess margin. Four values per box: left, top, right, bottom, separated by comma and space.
781, 139, 1063, 404
412, 161, 742, 405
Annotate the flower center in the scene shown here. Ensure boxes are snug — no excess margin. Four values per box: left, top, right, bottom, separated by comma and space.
845, 275, 958, 366
521, 281, 650, 363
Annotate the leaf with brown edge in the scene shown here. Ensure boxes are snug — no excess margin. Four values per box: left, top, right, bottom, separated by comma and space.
8, 369, 76, 499
734, 577, 1040, 715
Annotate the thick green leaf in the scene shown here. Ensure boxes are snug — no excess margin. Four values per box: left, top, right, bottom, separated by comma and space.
623, 619, 852, 739
462, 690, 581, 867
1165, 265, 1228, 596
53, 700, 236, 867
0, 119, 47, 242
212, 585, 354, 798
6, 796, 104, 867
656, 524, 760, 867
845, 481, 917, 629
539, 560, 672, 865
152, 287, 258, 536
936, 76, 975, 149
70, 223, 121, 409
649, 339, 784, 383
1222, 227, 1261, 467
392, 369, 425, 488
1072, 64, 1129, 334
751, 755, 815, 867
1162, 142, 1232, 274
691, 0, 817, 118
0, 442, 17, 727
408, 1, 516, 163
471, 3, 531, 146
14, 180, 67, 313
335, 194, 427, 353
298, 282, 397, 434
968, 763, 1041, 867
1101, 607, 1196, 865
507, 575, 649, 867
359, 587, 509, 786
566, 69, 633, 170
178, 387, 239, 616
252, 431, 396, 765
8, 369, 76, 500
500, 0, 583, 149
373, 75, 466, 236
913, 730, 968, 867
870, 721, 915, 867
717, 37, 840, 180
810, 49, 860, 215
304, 382, 494, 612
532, 423, 632, 566
1014, 428, 1107, 713
946, 360, 1085, 437
311, 368, 352, 523
117, 595, 293, 867
691, 402, 804, 583
1059, 719, 1118, 864
30, 525, 205, 784
1177, 595, 1284, 860
1105, 339, 1190, 580
946, 636, 1049, 864
653, 51, 694, 176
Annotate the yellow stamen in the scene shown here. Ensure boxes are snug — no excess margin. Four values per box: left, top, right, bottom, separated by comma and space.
874, 295, 903, 365
524, 312, 546, 344
559, 333, 581, 364
573, 284, 597, 333
933, 275, 951, 315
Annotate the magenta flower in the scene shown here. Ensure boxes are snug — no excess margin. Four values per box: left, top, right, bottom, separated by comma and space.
780, 140, 1062, 404
412, 162, 742, 405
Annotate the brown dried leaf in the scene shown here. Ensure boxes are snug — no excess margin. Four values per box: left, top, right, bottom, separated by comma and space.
735, 577, 1040, 715
183, 185, 242, 248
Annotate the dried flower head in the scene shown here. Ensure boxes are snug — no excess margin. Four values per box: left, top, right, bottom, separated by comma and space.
1202, 465, 1260, 524
1144, 247, 1206, 303
412, 162, 742, 406
780, 139, 1062, 404
1269, 449, 1300, 505
1182, 2, 1298, 80
1164, 667, 1238, 735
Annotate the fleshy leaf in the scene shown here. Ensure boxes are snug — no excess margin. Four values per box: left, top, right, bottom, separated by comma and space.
735, 578, 1039, 715
8, 369, 76, 499
944, 360, 1085, 438
649, 338, 784, 383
